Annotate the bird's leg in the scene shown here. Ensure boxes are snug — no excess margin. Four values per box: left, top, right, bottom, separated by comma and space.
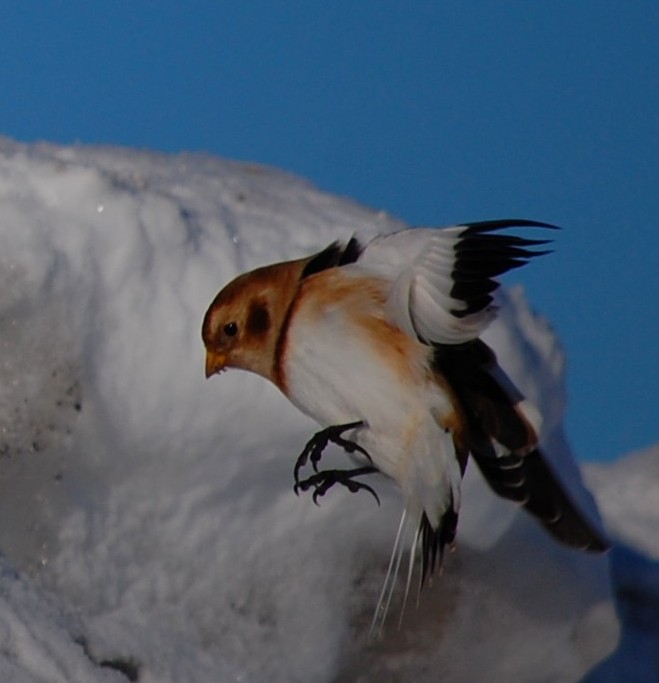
293, 420, 371, 485
294, 466, 380, 506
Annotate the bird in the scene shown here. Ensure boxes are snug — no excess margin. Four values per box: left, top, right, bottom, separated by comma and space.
202, 218, 609, 629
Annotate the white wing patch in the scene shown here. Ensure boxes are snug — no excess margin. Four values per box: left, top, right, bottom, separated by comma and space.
358, 220, 554, 346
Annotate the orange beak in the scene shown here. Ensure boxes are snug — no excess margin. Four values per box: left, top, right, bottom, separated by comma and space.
205, 350, 227, 378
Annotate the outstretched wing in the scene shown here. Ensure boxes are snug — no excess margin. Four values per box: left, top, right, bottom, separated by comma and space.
358, 219, 556, 345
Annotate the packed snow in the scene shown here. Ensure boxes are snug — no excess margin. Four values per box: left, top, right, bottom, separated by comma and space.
0, 137, 657, 682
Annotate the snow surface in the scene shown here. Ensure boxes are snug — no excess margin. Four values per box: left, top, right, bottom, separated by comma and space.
0, 137, 656, 682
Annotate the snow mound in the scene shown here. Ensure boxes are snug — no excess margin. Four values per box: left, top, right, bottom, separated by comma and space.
586, 445, 659, 560
0, 137, 652, 681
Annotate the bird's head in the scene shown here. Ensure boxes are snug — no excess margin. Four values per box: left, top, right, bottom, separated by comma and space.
202, 258, 309, 383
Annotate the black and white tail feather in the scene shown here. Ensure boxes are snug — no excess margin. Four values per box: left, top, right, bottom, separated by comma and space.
366, 219, 609, 637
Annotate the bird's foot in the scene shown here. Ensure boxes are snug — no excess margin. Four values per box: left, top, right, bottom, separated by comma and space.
293, 421, 371, 485
294, 466, 380, 505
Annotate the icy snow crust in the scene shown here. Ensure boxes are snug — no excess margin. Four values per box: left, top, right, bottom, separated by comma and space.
0, 138, 655, 681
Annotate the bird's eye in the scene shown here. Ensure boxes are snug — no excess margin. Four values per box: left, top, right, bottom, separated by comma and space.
223, 322, 238, 337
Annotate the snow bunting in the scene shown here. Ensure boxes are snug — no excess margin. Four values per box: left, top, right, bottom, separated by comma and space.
202, 219, 608, 625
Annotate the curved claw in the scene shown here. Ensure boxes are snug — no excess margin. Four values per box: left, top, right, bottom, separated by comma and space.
296, 466, 380, 507
293, 432, 329, 485
347, 479, 380, 506
293, 478, 310, 496
293, 438, 324, 484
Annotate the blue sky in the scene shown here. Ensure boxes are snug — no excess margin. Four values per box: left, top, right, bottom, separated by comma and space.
1, 2, 657, 462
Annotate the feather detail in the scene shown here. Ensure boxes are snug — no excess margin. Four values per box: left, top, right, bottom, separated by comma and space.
432, 338, 609, 552
300, 237, 363, 279
432, 339, 538, 453
473, 449, 609, 552
359, 219, 556, 345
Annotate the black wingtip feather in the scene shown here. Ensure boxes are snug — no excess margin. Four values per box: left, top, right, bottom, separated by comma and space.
459, 218, 561, 233
448, 219, 556, 317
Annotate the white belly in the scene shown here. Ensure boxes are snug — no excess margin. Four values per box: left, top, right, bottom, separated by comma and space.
282, 304, 456, 500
